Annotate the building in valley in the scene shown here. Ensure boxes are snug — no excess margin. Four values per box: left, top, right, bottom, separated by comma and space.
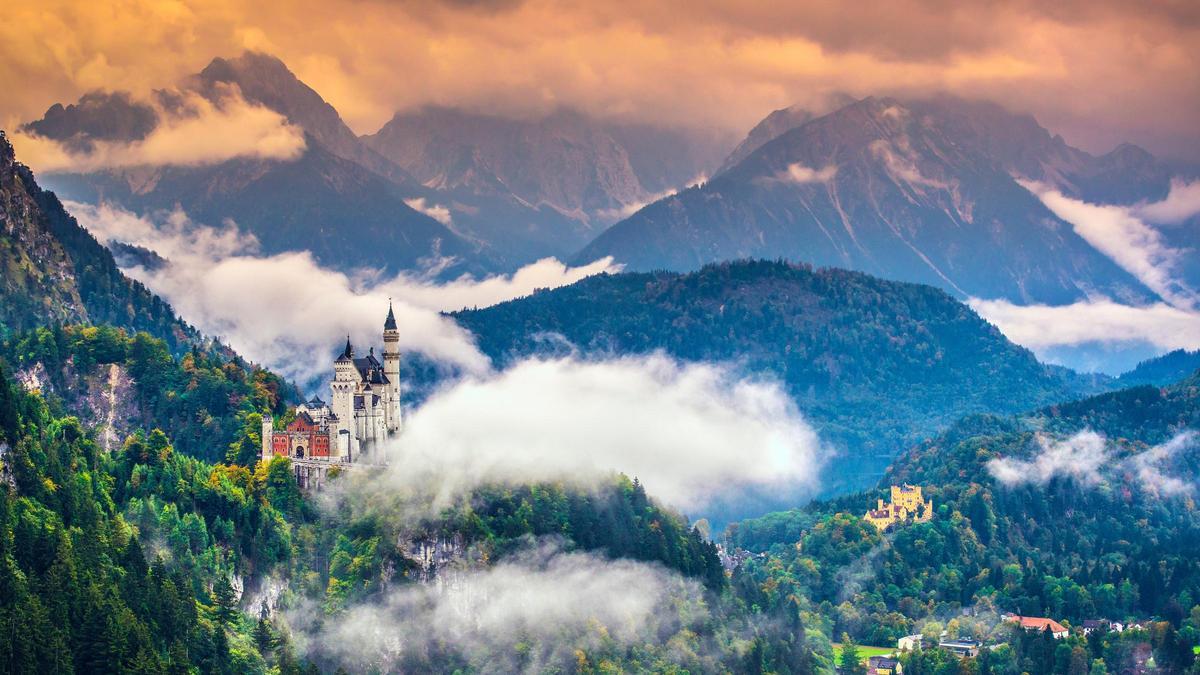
261, 304, 402, 488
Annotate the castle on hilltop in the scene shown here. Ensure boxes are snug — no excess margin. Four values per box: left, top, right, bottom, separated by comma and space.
863, 484, 933, 531
261, 304, 402, 488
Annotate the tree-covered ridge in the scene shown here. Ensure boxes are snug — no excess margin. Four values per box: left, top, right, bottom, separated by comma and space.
453, 259, 1096, 489
2, 325, 293, 464
0, 357, 310, 672
725, 373, 1200, 666
1116, 349, 1200, 388
0, 131, 195, 351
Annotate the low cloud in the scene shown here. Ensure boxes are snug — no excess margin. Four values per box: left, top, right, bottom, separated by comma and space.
988, 430, 1196, 496
10, 90, 305, 172
1135, 178, 1200, 224
1129, 430, 1197, 496
65, 201, 617, 384
969, 297, 1200, 353
404, 197, 454, 226
776, 162, 838, 185
1019, 179, 1197, 309
293, 545, 707, 673
988, 430, 1110, 486
372, 353, 825, 514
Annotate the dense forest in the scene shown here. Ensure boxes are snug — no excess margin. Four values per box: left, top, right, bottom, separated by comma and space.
725, 370, 1200, 672
454, 259, 1103, 490
2, 325, 294, 463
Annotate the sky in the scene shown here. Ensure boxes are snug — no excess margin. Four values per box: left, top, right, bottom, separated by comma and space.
3, 0, 1199, 159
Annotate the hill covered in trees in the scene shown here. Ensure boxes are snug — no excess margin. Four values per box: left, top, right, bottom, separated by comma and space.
0, 131, 195, 351
453, 259, 1102, 489
724, 369, 1200, 672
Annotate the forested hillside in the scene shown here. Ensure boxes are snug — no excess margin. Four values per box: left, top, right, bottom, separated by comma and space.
2, 325, 293, 463
0, 131, 194, 350
725, 370, 1200, 672
454, 259, 1099, 488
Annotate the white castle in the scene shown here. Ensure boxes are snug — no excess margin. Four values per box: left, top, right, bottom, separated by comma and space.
261, 303, 401, 488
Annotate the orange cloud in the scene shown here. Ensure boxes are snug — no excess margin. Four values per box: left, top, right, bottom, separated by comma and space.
10, 89, 305, 171
2, 0, 1197, 158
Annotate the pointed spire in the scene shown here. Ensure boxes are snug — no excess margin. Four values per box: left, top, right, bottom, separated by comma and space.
336, 335, 353, 362
384, 298, 397, 331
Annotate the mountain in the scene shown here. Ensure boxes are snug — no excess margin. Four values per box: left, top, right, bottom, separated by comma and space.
0, 131, 195, 349
715, 103, 813, 174
22, 53, 497, 276
577, 96, 1179, 306
452, 259, 1099, 490
1115, 349, 1200, 388
726, 373, 1200, 672
364, 107, 731, 262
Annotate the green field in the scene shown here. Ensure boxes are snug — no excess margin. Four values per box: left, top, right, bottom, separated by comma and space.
832, 643, 895, 663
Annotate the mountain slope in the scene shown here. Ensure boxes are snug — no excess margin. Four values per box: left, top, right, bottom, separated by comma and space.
23, 54, 497, 276
364, 107, 730, 262
452, 259, 1094, 490
577, 97, 1167, 305
0, 131, 195, 349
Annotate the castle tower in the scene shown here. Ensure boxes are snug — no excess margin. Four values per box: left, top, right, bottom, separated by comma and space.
382, 300, 402, 434
261, 413, 274, 462
331, 336, 358, 454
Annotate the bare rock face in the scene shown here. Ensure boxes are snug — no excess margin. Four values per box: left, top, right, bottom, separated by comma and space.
578, 96, 1179, 306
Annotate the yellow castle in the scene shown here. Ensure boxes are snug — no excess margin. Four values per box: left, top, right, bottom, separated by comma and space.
863, 484, 933, 531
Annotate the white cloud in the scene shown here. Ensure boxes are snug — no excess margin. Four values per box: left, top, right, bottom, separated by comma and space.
403, 197, 454, 226
777, 162, 838, 185
1136, 178, 1200, 224
1129, 430, 1197, 496
988, 430, 1110, 486
64, 201, 618, 384
10, 90, 306, 172
988, 429, 1197, 496
969, 297, 1200, 352
372, 353, 826, 514
293, 545, 707, 673
1019, 179, 1197, 309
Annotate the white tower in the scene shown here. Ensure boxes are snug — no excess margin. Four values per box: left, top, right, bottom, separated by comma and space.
261, 413, 274, 462
330, 336, 358, 456
382, 301, 402, 434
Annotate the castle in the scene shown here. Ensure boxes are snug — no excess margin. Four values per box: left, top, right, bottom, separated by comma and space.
261, 304, 402, 488
863, 484, 933, 531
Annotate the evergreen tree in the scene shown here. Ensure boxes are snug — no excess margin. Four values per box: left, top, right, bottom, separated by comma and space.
839, 633, 867, 675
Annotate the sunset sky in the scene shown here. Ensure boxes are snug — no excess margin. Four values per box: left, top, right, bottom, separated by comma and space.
3, 0, 1199, 158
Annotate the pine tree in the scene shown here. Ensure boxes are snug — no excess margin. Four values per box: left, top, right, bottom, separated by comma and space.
254, 604, 277, 654
839, 633, 867, 675
212, 575, 239, 625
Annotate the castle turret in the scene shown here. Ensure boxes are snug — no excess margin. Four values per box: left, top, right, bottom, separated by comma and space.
382, 300, 402, 434
331, 336, 358, 452
261, 413, 274, 463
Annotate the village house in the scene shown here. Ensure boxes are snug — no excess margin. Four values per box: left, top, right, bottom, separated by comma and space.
1003, 614, 1069, 639
868, 655, 902, 674
897, 634, 924, 652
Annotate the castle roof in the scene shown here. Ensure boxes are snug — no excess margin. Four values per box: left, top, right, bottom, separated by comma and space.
384, 300, 397, 331
1011, 616, 1068, 634
352, 355, 390, 385
305, 395, 326, 408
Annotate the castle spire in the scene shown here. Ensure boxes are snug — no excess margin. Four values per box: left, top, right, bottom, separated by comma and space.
337, 335, 353, 362
384, 298, 397, 331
